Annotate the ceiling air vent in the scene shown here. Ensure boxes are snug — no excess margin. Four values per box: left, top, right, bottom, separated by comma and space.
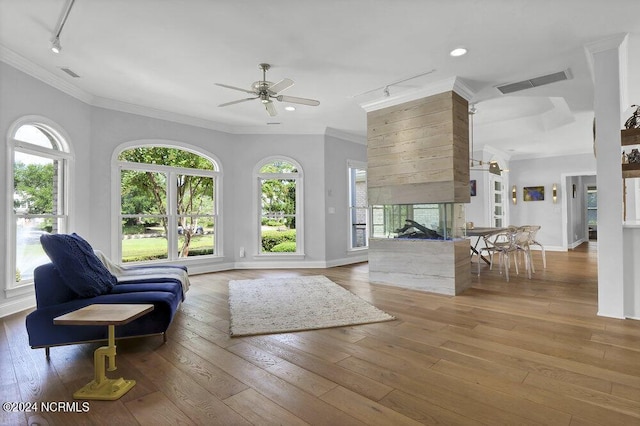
497, 69, 571, 94
60, 67, 80, 78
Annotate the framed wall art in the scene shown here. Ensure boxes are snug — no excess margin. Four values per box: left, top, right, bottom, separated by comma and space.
523, 186, 545, 201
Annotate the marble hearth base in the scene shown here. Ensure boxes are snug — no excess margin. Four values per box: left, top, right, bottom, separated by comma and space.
368, 238, 471, 296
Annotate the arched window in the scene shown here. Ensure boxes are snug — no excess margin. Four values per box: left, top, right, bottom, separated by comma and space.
256, 157, 303, 255
117, 145, 220, 263
8, 120, 71, 288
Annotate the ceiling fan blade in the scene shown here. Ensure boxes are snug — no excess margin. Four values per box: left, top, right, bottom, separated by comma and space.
215, 83, 256, 94
276, 95, 320, 106
265, 101, 277, 116
218, 97, 258, 107
268, 78, 294, 94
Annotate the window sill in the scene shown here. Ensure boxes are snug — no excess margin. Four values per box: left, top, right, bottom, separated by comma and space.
5, 282, 35, 299
348, 247, 369, 253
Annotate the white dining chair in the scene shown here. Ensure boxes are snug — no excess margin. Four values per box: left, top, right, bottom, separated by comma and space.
479, 228, 517, 281
522, 225, 546, 270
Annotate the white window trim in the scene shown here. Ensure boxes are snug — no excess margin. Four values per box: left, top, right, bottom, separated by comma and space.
254, 155, 304, 257
347, 160, 368, 252
5, 116, 73, 293
112, 140, 223, 265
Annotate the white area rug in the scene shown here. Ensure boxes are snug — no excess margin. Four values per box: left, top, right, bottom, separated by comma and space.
228, 275, 395, 337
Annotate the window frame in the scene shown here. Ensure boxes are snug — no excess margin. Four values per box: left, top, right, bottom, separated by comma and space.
6, 117, 72, 295
114, 143, 222, 265
254, 156, 304, 257
348, 160, 368, 251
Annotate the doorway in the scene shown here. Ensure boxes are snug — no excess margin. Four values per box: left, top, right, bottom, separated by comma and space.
490, 175, 504, 228
587, 185, 597, 240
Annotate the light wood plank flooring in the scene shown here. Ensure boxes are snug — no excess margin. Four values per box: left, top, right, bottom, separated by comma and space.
3, 242, 640, 425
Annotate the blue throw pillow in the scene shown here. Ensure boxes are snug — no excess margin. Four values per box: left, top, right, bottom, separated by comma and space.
40, 233, 116, 298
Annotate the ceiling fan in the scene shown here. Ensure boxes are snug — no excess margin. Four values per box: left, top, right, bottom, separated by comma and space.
215, 63, 320, 116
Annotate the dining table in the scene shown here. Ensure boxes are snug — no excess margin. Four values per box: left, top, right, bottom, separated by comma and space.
466, 227, 507, 265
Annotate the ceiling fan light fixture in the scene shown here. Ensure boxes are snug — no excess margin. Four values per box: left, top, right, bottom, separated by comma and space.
216, 63, 319, 116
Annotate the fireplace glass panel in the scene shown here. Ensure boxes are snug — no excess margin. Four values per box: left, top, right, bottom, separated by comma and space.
370, 203, 465, 240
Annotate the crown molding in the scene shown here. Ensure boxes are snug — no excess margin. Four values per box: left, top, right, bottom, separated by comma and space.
583, 33, 629, 118
325, 127, 366, 145
359, 76, 475, 112
90, 96, 235, 133
0, 45, 95, 104
584, 33, 628, 56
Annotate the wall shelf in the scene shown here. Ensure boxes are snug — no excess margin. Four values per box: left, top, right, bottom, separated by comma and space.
622, 128, 640, 146
622, 163, 640, 178
622, 129, 640, 178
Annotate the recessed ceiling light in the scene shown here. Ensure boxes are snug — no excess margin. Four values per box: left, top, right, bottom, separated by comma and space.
450, 47, 467, 57
284, 106, 296, 111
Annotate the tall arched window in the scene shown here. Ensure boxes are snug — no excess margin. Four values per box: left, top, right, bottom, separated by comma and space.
117, 145, 220, 263
8, 120, 71, 289
256, 157, 303, 255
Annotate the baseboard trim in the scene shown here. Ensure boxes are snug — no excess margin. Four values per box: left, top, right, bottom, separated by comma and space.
325, 253, 368, 268
568, 238, 587, 250
0, 294, 36, 318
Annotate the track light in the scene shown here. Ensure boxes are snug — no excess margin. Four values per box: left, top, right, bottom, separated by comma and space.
50, 0, 76, 54
51, 36, 61, 54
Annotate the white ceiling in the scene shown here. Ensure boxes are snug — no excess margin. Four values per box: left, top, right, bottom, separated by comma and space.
1, 0, 639, 159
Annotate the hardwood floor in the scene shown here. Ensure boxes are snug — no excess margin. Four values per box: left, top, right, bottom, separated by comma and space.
3, 242, 640, 425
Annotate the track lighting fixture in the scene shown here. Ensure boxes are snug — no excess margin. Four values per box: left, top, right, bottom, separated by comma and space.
51, 36, 62, 54
50, 0, 76, 54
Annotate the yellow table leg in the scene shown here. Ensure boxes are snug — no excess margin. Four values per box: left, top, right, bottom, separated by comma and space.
73, 325, 136, 400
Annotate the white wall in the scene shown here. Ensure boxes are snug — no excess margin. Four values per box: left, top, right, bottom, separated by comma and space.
0, 62, 366, 317
509, 153, 596, 250
0, 62, 93, 316
324, 134, 368, 265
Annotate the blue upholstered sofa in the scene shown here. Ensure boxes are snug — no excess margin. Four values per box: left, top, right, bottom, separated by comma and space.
25, 233, 188, 358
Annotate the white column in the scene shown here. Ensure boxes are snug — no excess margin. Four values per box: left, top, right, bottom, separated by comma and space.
586, 34, 628, 318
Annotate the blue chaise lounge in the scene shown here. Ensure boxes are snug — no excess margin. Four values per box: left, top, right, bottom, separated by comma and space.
25, 233, 188, 358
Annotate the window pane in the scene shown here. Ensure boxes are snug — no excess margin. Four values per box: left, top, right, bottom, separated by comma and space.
175, 174, 216, 258
121, 170, 167, 214
349, 167, 368, 249
15, 221, 54, 283
261, 178, 296, 253
121, 222, 168, 263
260, 160, 297, 173
176, 174, 214, 215
14, 153, 58, 215
177, 217, 215, 257
121, 169, 168, 262
119, 147, 214, 170
14, 125, 56, 149
352, 207, 368, 248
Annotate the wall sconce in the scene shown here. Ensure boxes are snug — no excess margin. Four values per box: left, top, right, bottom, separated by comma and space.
512, 185, 517, 205
552, 184, 558, 203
